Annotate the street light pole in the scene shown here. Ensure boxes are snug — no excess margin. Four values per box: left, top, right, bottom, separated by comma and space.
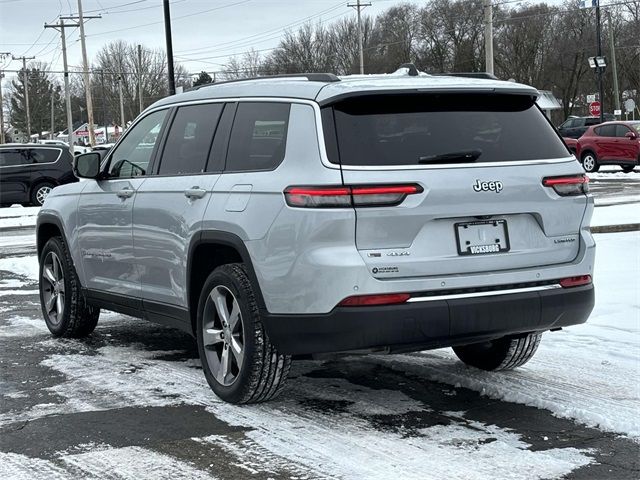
595, 0, 604, 122
163, 0, 176, 95
484, 0, 494, 75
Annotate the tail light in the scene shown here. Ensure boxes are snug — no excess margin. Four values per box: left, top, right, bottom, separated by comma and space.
542, 175, 589, 196
560, 275, 592, 288
284, 184, 423, 208
338, 293, 411, 307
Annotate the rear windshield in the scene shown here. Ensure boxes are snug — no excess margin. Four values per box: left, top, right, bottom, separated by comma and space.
322, 93, 569, 166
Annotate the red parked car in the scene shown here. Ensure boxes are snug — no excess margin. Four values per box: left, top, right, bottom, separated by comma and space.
576, 121, 640, 173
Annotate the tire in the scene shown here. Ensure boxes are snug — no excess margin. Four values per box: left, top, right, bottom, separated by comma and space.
581, 152, 599, 173
31, 182, 55, 206
197, 263, 291, 404
39, 236, 100, 338
621, 165, 635, 173
453, 332, 542, 371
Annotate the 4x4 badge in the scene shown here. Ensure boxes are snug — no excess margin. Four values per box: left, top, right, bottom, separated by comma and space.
473, 179, 503, 193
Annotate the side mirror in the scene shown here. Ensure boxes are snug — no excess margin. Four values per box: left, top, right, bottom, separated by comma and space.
73, 152, 102, 179
625, 131, 638, 140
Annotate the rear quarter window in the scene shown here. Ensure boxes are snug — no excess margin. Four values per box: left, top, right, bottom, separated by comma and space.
323, 93, 569, 166
30, 148, 62, 163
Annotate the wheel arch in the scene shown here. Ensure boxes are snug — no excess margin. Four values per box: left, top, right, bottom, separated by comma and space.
187, 231, 267, 335
36, 213, 67, 260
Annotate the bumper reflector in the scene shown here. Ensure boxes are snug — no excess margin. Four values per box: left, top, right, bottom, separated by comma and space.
338, 293, 411, 307
560, 275, 592, 288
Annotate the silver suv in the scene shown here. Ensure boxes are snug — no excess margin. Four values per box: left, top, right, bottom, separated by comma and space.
36, 72, 595, 404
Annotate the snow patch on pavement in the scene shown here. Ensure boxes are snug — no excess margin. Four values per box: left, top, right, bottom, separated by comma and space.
0, 255, 39, 281
0, 447, 217, 480
0, 316, 48, 338
591, 202, 640, 227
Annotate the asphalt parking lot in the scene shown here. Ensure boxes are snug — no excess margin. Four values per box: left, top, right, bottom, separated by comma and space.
1, 170, 639, 479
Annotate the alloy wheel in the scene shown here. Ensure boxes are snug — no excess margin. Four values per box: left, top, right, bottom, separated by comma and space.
202, 285, 245, 386
41, 252, 65, 325
36, 186, 52, 205
582, 155, 596, 172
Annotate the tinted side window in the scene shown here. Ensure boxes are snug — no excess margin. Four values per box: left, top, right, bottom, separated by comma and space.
108, 109, 168, 178
158, 103, 223, 175
585, 118, 600, 126
615, 125, 632, 137
31, 148, 62, 163
226, 102, 290, 172
0, 150, 27, 166
562, 119, 577, 128
595, 125, 616, 137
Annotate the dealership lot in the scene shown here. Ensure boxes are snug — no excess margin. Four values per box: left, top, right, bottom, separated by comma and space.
0, 170, 638, 479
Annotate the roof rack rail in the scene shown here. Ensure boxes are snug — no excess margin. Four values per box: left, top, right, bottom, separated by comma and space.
188, 73, 340, 92
432, 72, 499, 80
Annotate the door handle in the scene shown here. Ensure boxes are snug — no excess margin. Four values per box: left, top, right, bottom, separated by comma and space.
116, 188, 134, 199
184, 187, 206, 199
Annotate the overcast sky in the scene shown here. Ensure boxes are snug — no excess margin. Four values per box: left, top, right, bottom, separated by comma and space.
0, 0, 568, 87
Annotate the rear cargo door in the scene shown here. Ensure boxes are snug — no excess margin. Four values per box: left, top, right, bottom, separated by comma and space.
323, 92, 589, 280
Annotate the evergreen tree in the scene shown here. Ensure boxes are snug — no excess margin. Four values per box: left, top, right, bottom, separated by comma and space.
9, 63, 65, 138
193, 71, 213, 87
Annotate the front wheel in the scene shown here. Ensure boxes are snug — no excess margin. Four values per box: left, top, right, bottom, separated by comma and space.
39, 236, 100, 337
581, 152, 599, 173
621, 165, 635, 173
196, 263, 291, 404
453, 332, 542, 371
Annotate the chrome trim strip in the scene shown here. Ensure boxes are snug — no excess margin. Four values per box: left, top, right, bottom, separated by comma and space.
406, 284, 562, 303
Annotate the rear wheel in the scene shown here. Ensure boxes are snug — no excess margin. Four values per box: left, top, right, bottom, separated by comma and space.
453, 332, 542, 371
39, 236, 100, 337
196, 263, 291, 404
31, 182, 55, 206
581, 152, 599, 173
621, 165, 635, 173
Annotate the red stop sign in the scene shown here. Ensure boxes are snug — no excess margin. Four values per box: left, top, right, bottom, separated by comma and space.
589, 101, 601, 117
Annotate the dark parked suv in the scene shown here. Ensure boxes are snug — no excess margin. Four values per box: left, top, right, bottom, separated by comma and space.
0, 144, 77, 207
557, 114, 615, 139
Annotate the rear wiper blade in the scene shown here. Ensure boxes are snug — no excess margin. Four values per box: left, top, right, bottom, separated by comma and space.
418, 150, 482, 164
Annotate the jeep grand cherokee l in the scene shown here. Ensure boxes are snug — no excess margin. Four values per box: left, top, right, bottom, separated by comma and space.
36, 72, 595, 404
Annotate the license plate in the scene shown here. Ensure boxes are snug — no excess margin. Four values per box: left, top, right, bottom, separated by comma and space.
455, 219, 510, 256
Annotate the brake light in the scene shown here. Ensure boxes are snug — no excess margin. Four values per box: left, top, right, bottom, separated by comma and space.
338, 293, 411, 307
284, 184, 423, 208
542, 175, 589, 196
560, 275, 592, 288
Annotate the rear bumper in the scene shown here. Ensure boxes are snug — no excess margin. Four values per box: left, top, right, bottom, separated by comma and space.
261, 284, 594, 355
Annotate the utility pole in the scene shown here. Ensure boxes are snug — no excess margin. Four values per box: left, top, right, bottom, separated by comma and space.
484, 0, 494, 75
607, 11, 620, 118
12, 55, 35, 140
137, 44, 144, 113
98, 68, 106, 143
163, 0, 176, 95
118, 74, 125, 132
46, 16, 98, 151
0, 52, 11, 145
348, 0, 371, 74
595, 0, 604, 123
77, 0, 96, 146
50, 89, 55, 139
